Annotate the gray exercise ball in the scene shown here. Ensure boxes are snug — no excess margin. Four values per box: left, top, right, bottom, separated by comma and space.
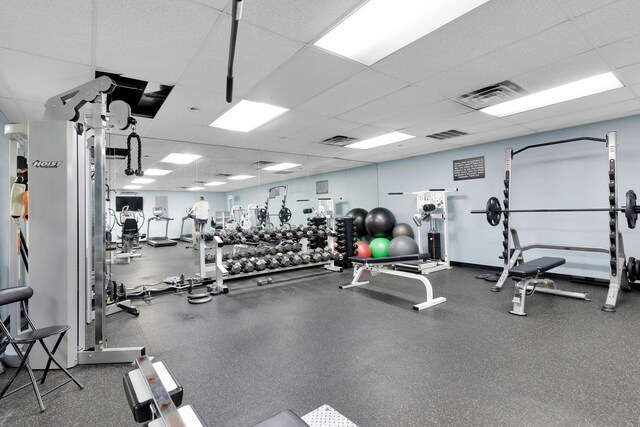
388, 235, 419, 256
392, 223, 414, 239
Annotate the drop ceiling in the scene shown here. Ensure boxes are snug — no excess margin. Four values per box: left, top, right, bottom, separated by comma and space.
1, 0, 640, 192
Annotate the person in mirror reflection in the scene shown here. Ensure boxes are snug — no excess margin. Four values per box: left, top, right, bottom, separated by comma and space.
188, 196, 210, 249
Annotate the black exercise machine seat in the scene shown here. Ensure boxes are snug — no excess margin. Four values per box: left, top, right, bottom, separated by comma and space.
349, 252, 431, 265
508, 256, 566, 278
254, 409, 310, 427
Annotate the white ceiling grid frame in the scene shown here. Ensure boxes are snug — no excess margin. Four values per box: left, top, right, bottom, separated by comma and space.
336, 85, 446, 126
0, 0, 92, 65
616, 62, 640, 87
417, 22, 594, 99
553, 0, 618, 18
190, 125, 281, 149
374, 99, 471, 131
573, 0, 640, 47
599, 34, 640, 69
371, 0, 568, 83
402, 110, 496, 137
187, 0, 228, 11
96, 0, 220, 84
296, 69, 408, 117
242, 0, 365, 43
256, 139, 348, 158
454, 124, 534, 147
178, 14, 305, 97
0, 48, 93, 104
252, 110, 330, 138
245, 46, 365, 108
286, 117, 363, 143
0, 98, 24, 123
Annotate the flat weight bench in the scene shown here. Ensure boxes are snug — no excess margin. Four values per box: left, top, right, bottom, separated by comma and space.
508, 256, 590, 316
342, 252, 446, 311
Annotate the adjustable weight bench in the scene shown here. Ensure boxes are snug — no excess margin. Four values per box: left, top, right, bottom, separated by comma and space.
509, 256, 590, 316
342, 252, 446, 311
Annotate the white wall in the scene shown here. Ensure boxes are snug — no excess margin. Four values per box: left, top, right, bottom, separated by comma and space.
0, 113, 10, 320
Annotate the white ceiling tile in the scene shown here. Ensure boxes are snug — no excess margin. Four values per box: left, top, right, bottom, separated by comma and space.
372, 0, 568, 82
376, 100, 472, 131
252, 110, 328, 138
512, 50, 611, 92
503, 87, 635, 124
297, 69, 407, 117
187, 0, 227, 10
574, 0, 640, 47
0, 77, 9, 98
402, 111, 496, 137
0, 97, 25, 123
455, 125, 534, 147
616, 62, 640, 86
523, 99, 640, 132
242, 0, 363, 43
599, 34, 640, 68
96, 0, 220, 84
460, 118, 519, 134
0, 0, 91, 65
287, 117, 362, 143
16, 99, 46, 122
257, 139, 345, 157
190, 125, 280, 148
0, 49, 92, 107
629, 83, 640, 97
153, 85, 232, 126
144, 119, 204, 141
554, 0, 617, 17
245, 46, 365, 108
418, 22, 593, 99
178, 15, 304, 98
337, 85, 445, 125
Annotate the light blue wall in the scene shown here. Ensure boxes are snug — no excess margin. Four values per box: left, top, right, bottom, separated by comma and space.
108, 190, 227, 239
378, 114, 640, 278
225, 164, 380, 226
0, 113, 11, 320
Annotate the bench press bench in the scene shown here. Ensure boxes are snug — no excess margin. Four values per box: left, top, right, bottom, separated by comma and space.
508, 256, 590, 316
341, 252, 446, 311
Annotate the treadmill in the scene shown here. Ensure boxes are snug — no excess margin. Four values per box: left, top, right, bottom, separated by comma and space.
179, 214, 194, 243
146, 207, 177, 247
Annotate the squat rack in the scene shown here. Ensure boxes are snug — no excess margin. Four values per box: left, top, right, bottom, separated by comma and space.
488, 131, 629, 311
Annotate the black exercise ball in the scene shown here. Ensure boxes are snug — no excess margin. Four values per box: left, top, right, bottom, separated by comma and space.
364, 207, 396, 238
392, 223, 414, 239
388, 235, 419, 257
346, 208, 368, 236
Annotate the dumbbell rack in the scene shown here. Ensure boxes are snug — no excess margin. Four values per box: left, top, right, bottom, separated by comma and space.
198, 236, 330, 289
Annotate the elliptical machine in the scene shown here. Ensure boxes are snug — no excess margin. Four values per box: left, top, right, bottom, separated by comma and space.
110, 207, 145, 263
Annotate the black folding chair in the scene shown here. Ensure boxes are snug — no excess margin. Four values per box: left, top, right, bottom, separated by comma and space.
0, 286, 84, 412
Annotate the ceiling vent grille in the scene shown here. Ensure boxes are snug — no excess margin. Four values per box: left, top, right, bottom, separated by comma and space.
426, 129, 468, 140
251, 161, 274, 168
454, 80, 526, 110
273, 171, 294, 175
319, 135, 358, 147
216, 173, 233, 177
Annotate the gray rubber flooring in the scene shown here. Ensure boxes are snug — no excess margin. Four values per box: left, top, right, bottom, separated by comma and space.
2, 242, 640, 426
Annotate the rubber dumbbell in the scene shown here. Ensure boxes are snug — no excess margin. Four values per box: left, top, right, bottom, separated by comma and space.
269, 246, 278, 255
242, 261, 255, 273
311, 253, 322, 263
267, 257, 280, 269
291, 254, 302, 266
321, 252, 331, 261
280, 255, 291, 268
254, 258, 267, 271
301, 254, 311, 264
230, 262, 242, 275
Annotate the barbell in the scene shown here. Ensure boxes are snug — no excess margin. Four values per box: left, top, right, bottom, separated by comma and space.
471, 189, 639, 229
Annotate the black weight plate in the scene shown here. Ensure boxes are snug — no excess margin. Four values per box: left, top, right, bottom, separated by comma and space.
486, 197, 502, 227
626, 257, 636, 282
626, 190, 637, 229
635, 258, 640, 282
279, 207, 292, 224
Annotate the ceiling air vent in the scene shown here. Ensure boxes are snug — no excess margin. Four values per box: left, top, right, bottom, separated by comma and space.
426, 129, 468, 140
319, 135, 358, 147
217, 173, 233, 178
251, 161, 275, 168
454, 80, 526, 110
273, 171, 294, 175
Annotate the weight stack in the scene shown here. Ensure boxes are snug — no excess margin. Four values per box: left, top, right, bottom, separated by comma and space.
427, 231, 441, 260
335, 216, 355, 268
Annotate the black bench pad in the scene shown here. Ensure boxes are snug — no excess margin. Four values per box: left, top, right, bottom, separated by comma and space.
254, 410, 309, 427
509, 257, 565, 277
349, 252, 431, 265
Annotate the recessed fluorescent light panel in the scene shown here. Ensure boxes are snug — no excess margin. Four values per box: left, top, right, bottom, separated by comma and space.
315, 0, 489, 65
123, 185, 142, 190
480, 72, 623, 117
209, 100, 289, 132
262, 163, 301, 171
228, 175, 255, 180
345, 132, 415, 149
205, 181, 226, 186
131, 178, 155, 184
188, 187, 205, 191
144, 169, 172, 176
160, 153, 202, 164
